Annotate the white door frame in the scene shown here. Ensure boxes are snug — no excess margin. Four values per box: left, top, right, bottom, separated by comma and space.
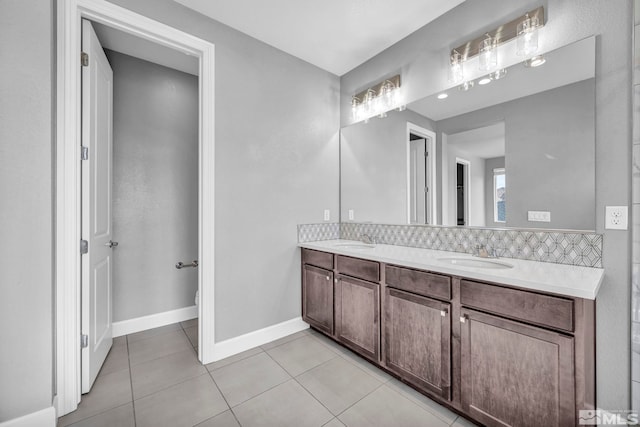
406, 123, 437, 225
56, 0, 215, 416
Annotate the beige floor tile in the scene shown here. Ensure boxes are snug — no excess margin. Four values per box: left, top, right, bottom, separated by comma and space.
131, 349, 206, 399
233, 380, 333, 427
98, 343, 129, 377
322, 418, 346, 427
338, 385, 449, 427
128, 329, 192, 366
185, 325, 198, 347
210, 352, 290, 407
259, 329, 309, 351
195, 410, 241, 427
64, 403, 134, 427
134, 374, 228, 427
58, 369, 132, 426
386, 378, 458, 424
266, 335, 337, 376
205, 346, 263, 372
181, 317, 198, 329
297, 357, 381, 415
126, 323, 182, 344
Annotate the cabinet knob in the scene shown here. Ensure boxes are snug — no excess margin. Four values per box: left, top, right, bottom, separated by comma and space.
326, 276, 330, 281
334, 278, 338, 283
460, 315, 468, 323
440, 310, 447, 317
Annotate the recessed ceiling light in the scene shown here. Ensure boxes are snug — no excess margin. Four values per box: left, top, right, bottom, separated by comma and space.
437, 93, 448, 99
524, 55, 546, 68
478, 77, 492, 85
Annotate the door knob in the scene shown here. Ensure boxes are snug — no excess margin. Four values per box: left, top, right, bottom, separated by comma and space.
105, 240, 119, 248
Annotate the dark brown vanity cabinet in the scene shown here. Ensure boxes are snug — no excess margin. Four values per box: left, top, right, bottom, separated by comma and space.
385, 287, 451, 400
460, 308, 575, 427
300, 249, 595, 426
301, 250, 334, 335
334, 255, 381, 362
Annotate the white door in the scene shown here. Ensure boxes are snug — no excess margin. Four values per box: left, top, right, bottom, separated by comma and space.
81, 19, 114, 393
409, 138, 427, 224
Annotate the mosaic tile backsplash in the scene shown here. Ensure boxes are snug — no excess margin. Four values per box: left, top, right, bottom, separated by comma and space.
298, 222, 603, 268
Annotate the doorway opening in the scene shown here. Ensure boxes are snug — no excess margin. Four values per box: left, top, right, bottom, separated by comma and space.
456, 159, 469, 226
56, 0, 215, 416
406, 123, 437, 225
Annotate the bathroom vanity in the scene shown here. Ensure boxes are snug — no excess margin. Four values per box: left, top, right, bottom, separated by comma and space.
299, 240, 603, 427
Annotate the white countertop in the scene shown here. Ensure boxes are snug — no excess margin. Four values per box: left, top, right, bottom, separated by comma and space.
299, 239, 604, 300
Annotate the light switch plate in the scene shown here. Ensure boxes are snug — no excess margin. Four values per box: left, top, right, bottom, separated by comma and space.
323, 209, 330, 221
605, 206, 628, 230
348, 210, 354, 221
528, 211, 551, 222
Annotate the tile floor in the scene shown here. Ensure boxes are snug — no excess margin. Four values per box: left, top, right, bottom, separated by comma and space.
58, 320, 477, 427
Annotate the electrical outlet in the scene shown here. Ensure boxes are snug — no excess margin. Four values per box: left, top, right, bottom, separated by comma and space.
605, 206, 628, 230
527, 211, 551, 222
323, 209, 330, 221
348, 210, 354, 221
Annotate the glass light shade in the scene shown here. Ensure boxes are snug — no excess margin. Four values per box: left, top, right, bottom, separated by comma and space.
516, 14, 539, 56
351, 96, 359, 121
478, 36, 497, 72
449, 51, 464, 84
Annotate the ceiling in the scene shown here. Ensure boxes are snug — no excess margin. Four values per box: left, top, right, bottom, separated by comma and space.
173, 0, 465, 76
447, 122, 505, 159
93, 22, 199, 75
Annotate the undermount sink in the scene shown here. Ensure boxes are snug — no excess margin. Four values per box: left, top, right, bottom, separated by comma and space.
334, 243, 376, 250
437, 257, 514, 269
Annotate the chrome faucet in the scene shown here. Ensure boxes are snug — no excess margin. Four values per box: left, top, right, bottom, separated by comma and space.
361, 234, 376, 244
474, 244, 497, 258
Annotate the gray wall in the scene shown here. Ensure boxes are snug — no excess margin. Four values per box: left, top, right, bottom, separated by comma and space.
105, 50, 199, 322
340, 109, 435, 224
437, 80, 595, 230
484, 157, 506, 227
341, 0, 632, 409
0, 0, 55, 422
105, 0, 340, 341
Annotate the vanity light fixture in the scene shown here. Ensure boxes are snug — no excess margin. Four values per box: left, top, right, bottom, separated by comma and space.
351, 75, 402, 123
524, 55, 546, 68
437, 93, 448, 100
478, 34, 498, 72
516, 13, 541, 57
449, 50, 464, 84
450, 6, 544, 81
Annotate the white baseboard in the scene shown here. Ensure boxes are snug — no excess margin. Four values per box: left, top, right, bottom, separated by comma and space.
206, 317, 308, 363
0, 406, 56, 427
112, 305, 198, 337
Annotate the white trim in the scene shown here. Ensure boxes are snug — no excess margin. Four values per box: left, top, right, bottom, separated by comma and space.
0, 406, 56, 427
210, 318, 309, 361
406, 123, 437, 225
56, 0, 215, 416
112, 306, 198, 337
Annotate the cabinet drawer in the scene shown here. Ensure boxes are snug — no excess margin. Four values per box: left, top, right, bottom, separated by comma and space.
336, 255, 380, 282
460, 280, 574, 332
385, 265, 451, 301
302, 248, 334, 270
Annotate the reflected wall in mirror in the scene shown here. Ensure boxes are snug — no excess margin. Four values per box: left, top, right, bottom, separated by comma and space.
340, 37, 596, 231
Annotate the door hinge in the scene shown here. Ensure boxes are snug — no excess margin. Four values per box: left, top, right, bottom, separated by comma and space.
424, 187, 429, 193
80, 239, 88, 254
81, 52, 89, 67
81, 146, 88, 161
81, 334, 89, 348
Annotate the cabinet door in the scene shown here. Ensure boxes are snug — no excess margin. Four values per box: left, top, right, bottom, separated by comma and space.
384, 288, 451, 400
302, 265, 334, 335
460, 308, 575, 427
335, 275, 379, 361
